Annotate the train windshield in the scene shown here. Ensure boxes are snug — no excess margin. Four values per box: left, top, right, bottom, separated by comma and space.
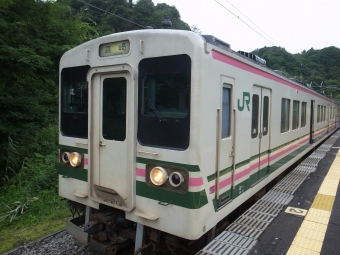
142, 73, 189, 119
138, 54, 191, 150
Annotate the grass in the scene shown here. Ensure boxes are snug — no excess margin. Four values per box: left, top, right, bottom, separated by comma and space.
0, 209, 70, 254
0, 125, 73, 254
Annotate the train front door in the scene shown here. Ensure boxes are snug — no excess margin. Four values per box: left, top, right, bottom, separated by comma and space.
250, 86, 271, 186
89, 68, 135, 211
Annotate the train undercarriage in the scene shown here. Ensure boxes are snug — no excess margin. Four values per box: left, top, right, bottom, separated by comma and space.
66, 189, 267, 255
67, 200, 233, 255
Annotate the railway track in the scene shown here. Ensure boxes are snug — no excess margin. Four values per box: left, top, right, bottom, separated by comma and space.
3, 229, 96, 255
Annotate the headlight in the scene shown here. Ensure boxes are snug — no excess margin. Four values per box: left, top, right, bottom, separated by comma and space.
70, 152, 82, 167
169, 172, 184, 187
150, 167, 168, 186
61, 152, 70, 164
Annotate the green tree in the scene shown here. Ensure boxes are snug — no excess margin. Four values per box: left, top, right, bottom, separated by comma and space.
0, 0, 97, 181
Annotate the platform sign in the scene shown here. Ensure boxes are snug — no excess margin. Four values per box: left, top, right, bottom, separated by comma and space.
285, 206, 308, 216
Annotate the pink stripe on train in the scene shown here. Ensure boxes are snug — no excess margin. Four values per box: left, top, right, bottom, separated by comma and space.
210, 129, 330, 193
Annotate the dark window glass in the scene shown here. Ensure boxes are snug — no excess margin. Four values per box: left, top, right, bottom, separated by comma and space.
281, 98, 290, 133
292, 100, 299, 130
102, 78, 126, 141
60, 65, 91, 138
138, 54, 191, 150
263, 96, 269, 136
317, 105, 320, 123
142, 74, 189, 118
251, 94, 259, 138
222, 86, 231, 138
301, 102, 307, 127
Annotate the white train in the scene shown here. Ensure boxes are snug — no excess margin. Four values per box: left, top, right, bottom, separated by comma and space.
59, 28, 339, 254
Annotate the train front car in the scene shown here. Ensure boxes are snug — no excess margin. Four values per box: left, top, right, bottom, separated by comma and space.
58, 30, 207, 254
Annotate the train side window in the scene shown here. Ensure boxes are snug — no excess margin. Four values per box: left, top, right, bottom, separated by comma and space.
251, 94, 259, 138
281, 98, 290, 133
317, 105, 320, 123
263, 96, 269, 136
301, 102, 307, 127
221, 85, 231, 138
323, 106, 326, 121
292, 100, 299, 130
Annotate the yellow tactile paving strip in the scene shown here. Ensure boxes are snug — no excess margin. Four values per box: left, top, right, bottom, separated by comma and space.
286, 149, 340, 255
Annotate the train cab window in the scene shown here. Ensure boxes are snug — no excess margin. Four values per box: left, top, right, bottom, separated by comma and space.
222, 85, 231, 138
251, 94, 259, 138
301, 102, 307, 127
138, 54, 191, 150
281, 98, 290, 133
317, 105, 320, 123
263, 96, 269, 136
292, 100, 299, 130
60, 65, 91, 138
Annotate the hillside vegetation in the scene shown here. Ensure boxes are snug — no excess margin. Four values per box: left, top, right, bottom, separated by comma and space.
0, 0, 189, 252
252, 46, 340, 99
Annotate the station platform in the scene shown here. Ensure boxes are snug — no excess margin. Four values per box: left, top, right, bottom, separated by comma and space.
198, 131, 340, 255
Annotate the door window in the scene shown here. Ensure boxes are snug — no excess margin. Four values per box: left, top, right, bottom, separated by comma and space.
102, 77, 127, 141
251, 94, 259, 138
222, 86, 231, 138
263, 96, 269, 136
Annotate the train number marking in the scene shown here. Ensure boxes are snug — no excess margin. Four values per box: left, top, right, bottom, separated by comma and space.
237, 92, 250, 111
285, 206, 308, 216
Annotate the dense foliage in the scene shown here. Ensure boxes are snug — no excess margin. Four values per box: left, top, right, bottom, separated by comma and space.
70, 0, 190, 35
252, 46, 340, 99
0, 0, 97, 183
0, 1, 190, 244
0, 0, 190, 183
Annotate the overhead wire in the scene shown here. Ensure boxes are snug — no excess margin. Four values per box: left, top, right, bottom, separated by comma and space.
223, 0, 281, 47
214, 0, 276, 47
215, 0, 327, 84
77, 0, 146, 29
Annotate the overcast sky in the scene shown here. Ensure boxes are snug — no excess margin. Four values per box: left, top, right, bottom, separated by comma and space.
152, 0, 340, 54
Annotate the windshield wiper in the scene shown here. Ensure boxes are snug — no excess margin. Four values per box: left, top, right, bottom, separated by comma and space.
146, 97, 167, 123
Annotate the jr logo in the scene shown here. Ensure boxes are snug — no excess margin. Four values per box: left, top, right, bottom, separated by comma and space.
238, 92, 250, 111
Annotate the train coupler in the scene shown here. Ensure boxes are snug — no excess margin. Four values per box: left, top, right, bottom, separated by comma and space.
84, 220, 104, 234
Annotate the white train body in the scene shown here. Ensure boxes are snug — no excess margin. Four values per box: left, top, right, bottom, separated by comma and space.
59, 30, 339, 247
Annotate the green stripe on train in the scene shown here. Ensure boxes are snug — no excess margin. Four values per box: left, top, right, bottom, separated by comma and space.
137, 157, 200, 172
212, 130, 331, 211
207, 129, 329, 182
59, 144, 88, 154
58, 165, 88, 182
136, 181, 208, 209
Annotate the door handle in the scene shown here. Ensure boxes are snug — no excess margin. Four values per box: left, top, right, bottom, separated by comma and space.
99, 141, 106, 147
